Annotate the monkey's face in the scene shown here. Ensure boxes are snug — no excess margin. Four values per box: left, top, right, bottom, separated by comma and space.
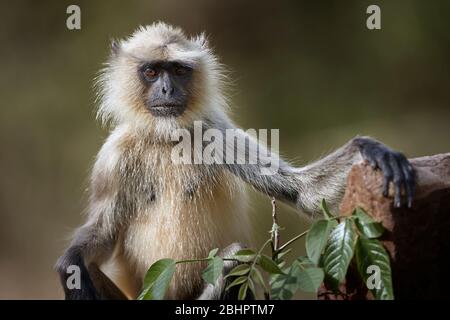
138, 60, 194, 118
97, 23, 225, 139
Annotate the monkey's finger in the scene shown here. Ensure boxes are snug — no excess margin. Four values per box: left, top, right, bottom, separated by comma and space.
405, 172, 416, 208
398, 154, 416, 208
389, 154, 405, 208
368, 157, 377, 169
378, 154, 393, 197
407, 166, 416, 208
361, 145, 381, 169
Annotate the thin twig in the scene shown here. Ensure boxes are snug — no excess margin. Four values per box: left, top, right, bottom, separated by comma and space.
176, 257, 239, 264
276, 229, 309, 253
271, 197, 280, 252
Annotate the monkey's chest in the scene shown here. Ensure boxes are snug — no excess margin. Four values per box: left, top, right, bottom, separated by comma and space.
119, 161, 250, 299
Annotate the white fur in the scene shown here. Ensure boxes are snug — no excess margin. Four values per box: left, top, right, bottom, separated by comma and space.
95, 22, 228, 142
90, 23, 253, 299
72, 22, 366, 300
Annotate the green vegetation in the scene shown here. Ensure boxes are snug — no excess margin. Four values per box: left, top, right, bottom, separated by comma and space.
139, 199, 393, 300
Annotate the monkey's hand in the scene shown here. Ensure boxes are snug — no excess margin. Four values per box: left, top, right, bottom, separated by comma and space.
353, 137, 415, 208
56, 253, 101, 300
63, 271, 100, 300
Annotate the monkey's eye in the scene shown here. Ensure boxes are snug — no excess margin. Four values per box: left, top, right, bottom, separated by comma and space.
143, 67, 158, 79
174, 66, 190, 76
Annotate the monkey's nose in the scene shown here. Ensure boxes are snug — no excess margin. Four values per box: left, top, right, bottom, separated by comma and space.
162, 86, 174, 96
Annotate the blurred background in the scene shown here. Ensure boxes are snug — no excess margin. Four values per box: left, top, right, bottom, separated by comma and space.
0, 0, 449, 299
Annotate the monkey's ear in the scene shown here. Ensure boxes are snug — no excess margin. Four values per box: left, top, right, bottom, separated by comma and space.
111, 40, 121, 56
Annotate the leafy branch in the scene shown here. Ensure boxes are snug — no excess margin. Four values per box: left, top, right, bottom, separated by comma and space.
138, 198, 394, 300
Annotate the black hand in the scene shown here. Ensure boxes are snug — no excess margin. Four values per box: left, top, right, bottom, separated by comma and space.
58, 254, 100, 300
64, 279, 99, 300
353, 137, 416, 208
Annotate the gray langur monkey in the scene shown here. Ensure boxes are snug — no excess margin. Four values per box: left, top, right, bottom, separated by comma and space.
56, 22, 415, 300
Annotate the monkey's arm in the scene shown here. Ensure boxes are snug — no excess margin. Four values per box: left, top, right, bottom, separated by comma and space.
55, 137, 122, 300
221, 124, 415, 215
55, 221, 116, 299
290, 136, 414, 213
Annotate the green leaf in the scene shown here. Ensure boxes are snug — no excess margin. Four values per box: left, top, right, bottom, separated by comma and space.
208, 248, 219, 258
225, 276, 248, 291
296, 256, 315, 267
306, 219, 337, 265
321, 198, 334, 219
224, 264, 251, 279
354, 208, 384, 238
295, 267, 325, 293
138, 259, 176, 300
247, 277, 256, 297
276, 248, 292, 261
238, 282, 249, 300
322, 219, 357, 290
258, 255, 284, 274
251, 268, 268, 291
355, 236, 394, 300
202, 256, 224, 285
235, 249, 256, 255
233, 249, 256, 262
270, 265, 301, 300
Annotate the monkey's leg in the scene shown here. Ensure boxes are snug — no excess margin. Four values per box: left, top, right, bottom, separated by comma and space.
88, 264, 128, 300
197, 243, 254, 300
55, 223, 116, 300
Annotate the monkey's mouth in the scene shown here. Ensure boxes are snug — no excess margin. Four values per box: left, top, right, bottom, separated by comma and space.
147, 104, 186, 117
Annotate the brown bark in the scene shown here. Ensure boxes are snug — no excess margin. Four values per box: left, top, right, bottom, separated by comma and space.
319, 153, 450, 299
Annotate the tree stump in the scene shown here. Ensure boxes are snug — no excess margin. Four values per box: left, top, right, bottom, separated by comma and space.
319, 153, 450, 299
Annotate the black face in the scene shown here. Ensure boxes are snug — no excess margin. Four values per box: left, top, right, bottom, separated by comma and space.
138, 60, 193, 117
